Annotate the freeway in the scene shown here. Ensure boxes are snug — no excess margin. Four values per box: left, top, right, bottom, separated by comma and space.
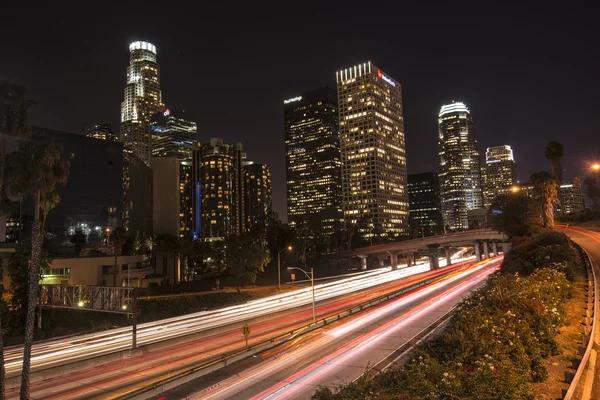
5, 256, 474, 399
557, 226, 600, 399
162, 256, 501, 400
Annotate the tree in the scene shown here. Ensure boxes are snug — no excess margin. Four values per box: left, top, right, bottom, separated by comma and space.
224, 233, 270, 292
70, 228, 86, 257
40, 189, 60, 231
544, 141, 564, 184
144, 234, 157, 273
3, 141, 69, 399
531, 171, 560, 229
0, 79, 35, 195
489, 193, 541, 237
110, 226, 127, 286
584, 175, 600, 209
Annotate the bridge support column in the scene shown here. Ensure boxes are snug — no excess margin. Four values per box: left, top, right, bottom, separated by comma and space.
412, 252, 417, 266
492, 242, 499, 257
389, 253, 398, 270
444, 247, 452, 266
427, 245, 440, 270
483, 241, 490, 259
475, 241, 482, 262
378, 258, 384, 268
359, 255, 367, 271
405, 253, 411, 268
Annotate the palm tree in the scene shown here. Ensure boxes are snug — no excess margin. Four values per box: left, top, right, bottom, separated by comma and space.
0, 79, 35, 194
110, 226, 127, 286
531, 171, 560, 229
3, 141, 69, 399
144, 234, 157, 273
544, 141, 564, 184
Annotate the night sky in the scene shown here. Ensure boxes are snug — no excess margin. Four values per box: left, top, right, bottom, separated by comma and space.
4, 4, 600, 221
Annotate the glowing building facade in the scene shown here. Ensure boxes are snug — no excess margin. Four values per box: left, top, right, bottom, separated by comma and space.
437, 102, 483, 231
151, 108, 197, 159
243, 162, 273, 227
408, 172, 443, 237
120, 41, 163, 165
86, 123, 118, 142
284, 87, 343, 235
482, 145, 517, 207
336, 62, 408, 238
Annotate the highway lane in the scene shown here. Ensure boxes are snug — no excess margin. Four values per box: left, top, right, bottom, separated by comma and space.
557, 226, 600, 399
3, 260, 443, 374
5, 257, 476, 399
161, 257, 501, 400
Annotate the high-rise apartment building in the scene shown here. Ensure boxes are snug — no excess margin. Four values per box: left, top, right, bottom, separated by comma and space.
151, 108, 197, 159
336, 62, 409, 238
86, 123, 118, 142
408, 172, 443, 237
483, 145, 517, 207
120, 41, 163, 165
559, 178, 586, 215
243, 162, 272, 227
192, 138, 245, 240
437, 102, 484, 231
284, 87, 343, 235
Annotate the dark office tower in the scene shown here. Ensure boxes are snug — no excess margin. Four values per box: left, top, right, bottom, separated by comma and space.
243, 162, 273, 228
437, 101, 483, 231
284, 87, 343, 236
336, 62, 409, 238
482, 145, 517, 208
407, 172, 443, 237
151, 108, 197, 159
193, 138, 245, 240
87, 123, 118, 142
408, 172, 444, 237
120, 41, 163, 165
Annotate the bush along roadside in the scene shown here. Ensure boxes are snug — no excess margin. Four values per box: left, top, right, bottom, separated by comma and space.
311, 231, 581, 400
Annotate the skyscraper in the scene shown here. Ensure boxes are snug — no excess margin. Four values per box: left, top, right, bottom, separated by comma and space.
86, 123, 118, 142
408, 172, 443, 237
150, 107, 197, 238
151, 108, 197, 159
243, 162, 273, 227
192, 138, 245, 240
482, 145, 517, 207
120, 41, 163, 165
437, 101, 483, 231
336, 62, 409, 238
284, 87, 343, 236
559, 178, 586, 215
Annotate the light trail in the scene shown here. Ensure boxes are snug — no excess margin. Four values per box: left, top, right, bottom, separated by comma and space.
188, 257, 499, 400
2, 257, 473, 375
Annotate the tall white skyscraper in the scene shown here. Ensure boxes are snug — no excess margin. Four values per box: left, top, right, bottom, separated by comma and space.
336, 62, 409, 238
483, 145, 517, 207
437, 102, 483, 231
120, 41, 163, 165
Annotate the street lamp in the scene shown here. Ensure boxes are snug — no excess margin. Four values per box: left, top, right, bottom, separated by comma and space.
277, 245, 293, 290
592, 164, 600, 172
287, 266, 315, 322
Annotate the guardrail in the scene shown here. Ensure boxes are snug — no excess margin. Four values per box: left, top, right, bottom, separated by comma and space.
564, 246, 597, 400
116, 260, 491, 400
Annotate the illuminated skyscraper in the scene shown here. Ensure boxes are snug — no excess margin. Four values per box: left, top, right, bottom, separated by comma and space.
482, 145, 517, 207
192, 138, 246, 240
86, 123, 118, 142
120, 41, 163, 165
336, 62, 409, 238
151, 108, 197, 159
437, 101, 483, 231
284, 87, 343, 235
243, 162, 272, 227
408, 172, 443, 237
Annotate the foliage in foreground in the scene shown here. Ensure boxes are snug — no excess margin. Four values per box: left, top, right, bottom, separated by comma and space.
312, 231, 581, 400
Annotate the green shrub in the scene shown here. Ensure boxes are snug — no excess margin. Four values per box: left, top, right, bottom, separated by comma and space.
312, 268, 570, 400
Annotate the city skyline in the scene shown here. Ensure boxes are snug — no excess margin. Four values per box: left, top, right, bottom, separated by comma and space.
4, 5, 599, 222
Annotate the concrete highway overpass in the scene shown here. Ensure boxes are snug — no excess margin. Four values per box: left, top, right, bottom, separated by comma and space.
331, 228, 509, 270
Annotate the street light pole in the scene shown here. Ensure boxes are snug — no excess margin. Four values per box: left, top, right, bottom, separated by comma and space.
287, 266, 315, 322
277, 245, 292, 291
